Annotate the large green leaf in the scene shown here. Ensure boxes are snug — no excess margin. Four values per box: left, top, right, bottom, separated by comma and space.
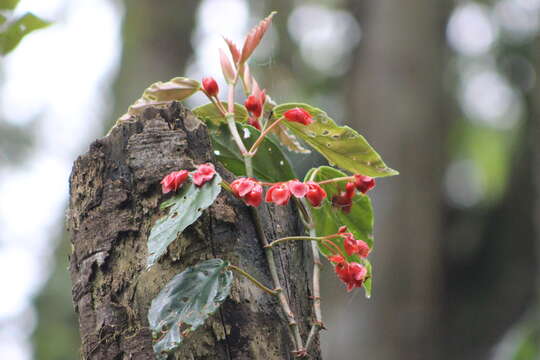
192, 102, 248, 125
274, 103, 398, 178
0, 12, 50, 55
208, 122, 296, 182
147, 174, 222, 268
148, 259, 232, 359
305, 166, 374, 297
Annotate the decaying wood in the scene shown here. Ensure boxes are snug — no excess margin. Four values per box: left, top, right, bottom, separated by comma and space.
67, 102, 321, 359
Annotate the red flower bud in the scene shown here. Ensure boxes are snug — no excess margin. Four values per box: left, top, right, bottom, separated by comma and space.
248, 116, 261, 130
328, 254, 345, 264
335, 262, 368, 292
343, 234, 370, 258
202, 77, 219, 97
283, 107, 313, 125
287, 179, 309, 198
265, 183, 291, 205
245, 95, 262, 117
338, 226, 348, 233
192, 163, 216, 187
160, 170, 189, 194
305, 181, 327, 207
354, 174, 376, 194
231, 177, 263, 207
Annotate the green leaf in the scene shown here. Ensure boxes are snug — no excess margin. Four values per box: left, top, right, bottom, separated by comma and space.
0, 0, 20, 10
192, 102, 248, 125
208, 122, 296, 182
0, 14, 7, 26
305, 166, 374, 297
274, 103, 398, 178
148, 259, 232, 359
0, 12, 51, 55
147, 174, 222, 268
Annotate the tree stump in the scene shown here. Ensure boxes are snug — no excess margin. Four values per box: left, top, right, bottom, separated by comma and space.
67, 102, 321, 359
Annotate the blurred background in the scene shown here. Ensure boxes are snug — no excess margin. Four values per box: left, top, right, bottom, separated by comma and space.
1, 0, 539, 359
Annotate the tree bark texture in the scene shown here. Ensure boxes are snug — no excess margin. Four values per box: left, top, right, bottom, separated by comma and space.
67, 102, 320, 359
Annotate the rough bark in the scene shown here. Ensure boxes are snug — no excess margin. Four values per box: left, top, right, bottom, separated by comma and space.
67, 102, 320, 359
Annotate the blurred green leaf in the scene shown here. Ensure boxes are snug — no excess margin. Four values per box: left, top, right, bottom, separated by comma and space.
0, 12, 50, 55
147, 174, 222, 268
208, 122, 296, 182
0, 0, 19, 10
192, 102, 248, 125
148, 259, 232, 359
274, 103, 398, 178
0, 14, 6, 25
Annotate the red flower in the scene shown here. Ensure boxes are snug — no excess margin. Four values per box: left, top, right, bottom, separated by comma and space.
332, 183, 357, 213
283, 107, 313, 125
192, 163, 216, 187
248, 116, 261, 130
231, 177, 263, 207
354, 174, 376, 194
287, 179, 309, 198
305, 181, 327, 207
343, 234, 370, 258
265, 183, 291, 205
335, 262, 368, 292
160, 170, 189, 194
202, 77, 219, 97
245, 95, 262, 118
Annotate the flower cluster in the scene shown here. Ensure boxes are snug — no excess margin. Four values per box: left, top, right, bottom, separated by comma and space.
332, 175, 376, 213
160, 163, 216, 193
229, 178, 326, 208
326, 226, 371, 292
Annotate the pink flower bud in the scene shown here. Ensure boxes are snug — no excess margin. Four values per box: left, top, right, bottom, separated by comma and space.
328, 254, 345, 264
305, 181, 327, 207
244, 95, 262, 117
231, 177, 263, 207
354, 174, 376, 194
335, 262, 368, 292
343, 234, 370, 258
283, 107, 313, 125
287, 179, 309, 198
265, 183, 291, 205
192, 163, 216, 187
219, 48, 236, 84
202, 77, 219, 97
160, 170, 189, 194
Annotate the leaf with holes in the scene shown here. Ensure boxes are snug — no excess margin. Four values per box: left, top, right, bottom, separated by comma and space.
147, 173, 222, 268
305, 166, 374, 297
192, 102, 248, 125
148, 259, 233, 359
208, 121, 296, 182
274, 103, 398, 178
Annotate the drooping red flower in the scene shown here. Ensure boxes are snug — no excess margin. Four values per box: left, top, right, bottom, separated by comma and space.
192, 163, 216, 187
248, 116, 261, 130
265, 182, 291, 205
160, 170, 189, 194
335, 262, 368, 292
305, 181, 327, 207
283, 107, 313, 125
202, 77, 219, 97
343, 234, 370, 258
245, 95, 262, 118
332, 183, 357, 214
231, 177, 263, 207
354, 174, 376, 194
287, 179, 309, 198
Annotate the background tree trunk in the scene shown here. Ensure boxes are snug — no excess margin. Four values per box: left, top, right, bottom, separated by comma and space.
67, 102, 321, 359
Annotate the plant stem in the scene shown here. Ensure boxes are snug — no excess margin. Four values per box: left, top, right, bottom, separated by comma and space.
228, 264, 278, 296
304, 222, 323, 352
317, 176, 355, 185
245, 154, 304, 353
226, 114, 248, 155
266, 236, 322, 248
247, 116, 285, 155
